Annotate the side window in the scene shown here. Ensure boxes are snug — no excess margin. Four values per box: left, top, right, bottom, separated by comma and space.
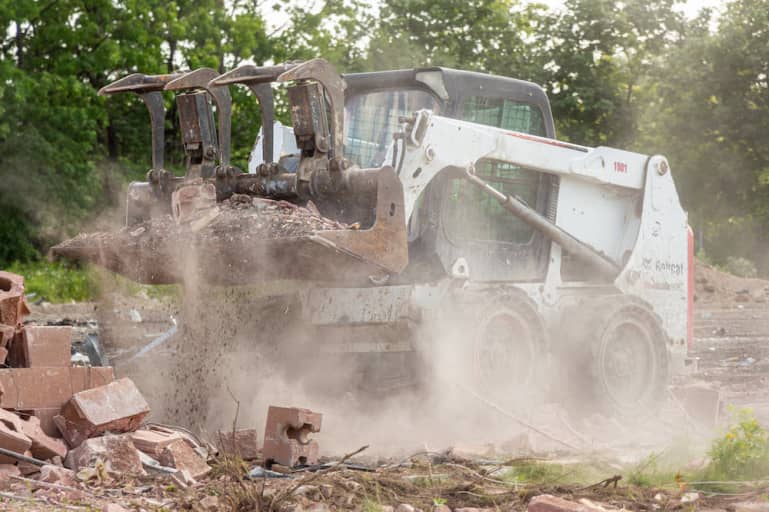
442, 97, 547, 246
461, 96, 546, 135
444, 161, 541, 245
345, 89, 440, 168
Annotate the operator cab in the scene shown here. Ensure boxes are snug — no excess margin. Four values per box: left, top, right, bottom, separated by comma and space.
344, 68, 558, 283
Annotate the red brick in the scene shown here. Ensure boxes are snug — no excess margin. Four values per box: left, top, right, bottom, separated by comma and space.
0, 463, 21, 481
0, 408, 32, 464
528, 495, 605, 512
18, 326, 72, 367
20, 409, 61, 438
38, 464, 77, 487
217, 429, 259, 460
55, 377, 149, 448
64, 434, 145, 476
263, 406, 322, 468
19, 415, 67, 460
131, 428, 184, 457
159, 438, 211, 479
0, 367, 114, 410
0, 272, 30, 328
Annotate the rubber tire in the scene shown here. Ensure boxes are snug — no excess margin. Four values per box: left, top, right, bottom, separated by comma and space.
560, 296, 670, 419
442, 290, 547, 409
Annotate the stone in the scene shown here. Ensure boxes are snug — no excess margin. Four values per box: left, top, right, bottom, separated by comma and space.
0, 271, 30, 327
434, 506, 452, 512
103, 504, 129, 512
0, 408, 32, 464
55, 377, 149, 448
397, 505, 416, 512
735, 503, 769, 512
528, 494, 606, 512
200, 495, 220, 511
0, 464, 21, 480
131, 428, 184, 457
320, 484, 334, 499
216, 428, 259, 460
18, 415, 67, 460
159, 438, 211, 480
38, 464, 77, 487
64, 434, 145, 476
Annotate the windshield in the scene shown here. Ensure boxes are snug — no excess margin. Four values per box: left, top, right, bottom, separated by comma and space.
345, 89, 440, 167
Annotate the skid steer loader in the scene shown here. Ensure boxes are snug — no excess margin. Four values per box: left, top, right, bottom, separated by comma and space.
55, 59, 693, 418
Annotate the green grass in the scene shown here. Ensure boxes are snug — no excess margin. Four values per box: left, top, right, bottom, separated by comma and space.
502, 460, 610, 487
3, 260, 179, 303
6, 260, 99, 302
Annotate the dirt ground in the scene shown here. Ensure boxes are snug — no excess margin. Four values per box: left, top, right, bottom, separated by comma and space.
13, 261, 769, 511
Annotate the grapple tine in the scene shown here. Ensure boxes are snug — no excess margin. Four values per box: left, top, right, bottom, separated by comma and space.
210, 65, 282, 164
98, 73, 184, 172
166, 69, 233, 168
277, 59, 346, 158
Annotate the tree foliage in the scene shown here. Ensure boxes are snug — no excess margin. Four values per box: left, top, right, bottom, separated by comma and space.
0, 0, 768, 273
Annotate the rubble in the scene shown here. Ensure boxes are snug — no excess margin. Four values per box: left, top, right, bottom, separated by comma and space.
0, 409, 32, 464
0, 271, 31, 327
38, 464, 77, 487
131, 427, 185, 457
217, 428, 259, 460
158, 438, 211, 479
18, 415, 67, 460
55, 377, 150, 447
263, 406, 322, 468
528, 495, 606, 512
65, 434, 145, 476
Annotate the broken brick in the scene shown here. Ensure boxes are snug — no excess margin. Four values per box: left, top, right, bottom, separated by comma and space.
0, 366, 114, 410
38, 464, 77, 487
19, 415, 67, 460
131, 428, 184, 457
159, 438, 211, 480
0, 271, 30, 328
20, 409, 61, 438
55, 377, 149, 448
0, 464, 21, 481
528, 495, 605, 512
0, 408, 32, 464
17, 326, 73, 367
217, 428, 259, 460
263, 406, 322, 468
64, 434, 145, 476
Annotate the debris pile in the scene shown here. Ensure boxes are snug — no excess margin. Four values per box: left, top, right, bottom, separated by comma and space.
695, 261, 769, 304
51, 196, 356, 284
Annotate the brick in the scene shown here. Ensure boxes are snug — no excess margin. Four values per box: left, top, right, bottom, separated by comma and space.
55, 377, 149, 448
0, 325, 13, 348
64, 434, 145, 476
18, 415, 67, 460
528, 495, 605, 512
159, 438, 211, 480
0, 367, 114, 410
131, 428, 184, 457
0, 408, 32, 464
217, 428, 259, 460
38, 464, 77, 487
671, 383, 721, 428
19, 409, 61, 438
0, 271, 30, 328
0, 464, 21, 480
263, 406, 322, 468
18, 326, 72, 367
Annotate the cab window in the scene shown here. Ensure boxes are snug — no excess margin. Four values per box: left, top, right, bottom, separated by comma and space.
443, 97, 547, 246
345, 89, 440, 168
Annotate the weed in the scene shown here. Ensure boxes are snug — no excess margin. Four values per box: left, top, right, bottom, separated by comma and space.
703, 408, 769, 482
